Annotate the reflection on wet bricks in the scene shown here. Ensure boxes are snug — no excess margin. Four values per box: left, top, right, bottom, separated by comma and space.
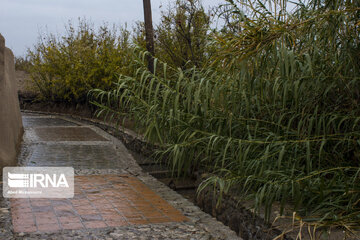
11, 175, 188, 233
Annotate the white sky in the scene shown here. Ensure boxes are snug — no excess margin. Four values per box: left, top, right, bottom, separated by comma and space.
0, 0, 225, 56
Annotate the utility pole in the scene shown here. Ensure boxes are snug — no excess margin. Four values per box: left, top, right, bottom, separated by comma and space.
143, 0, 155, 73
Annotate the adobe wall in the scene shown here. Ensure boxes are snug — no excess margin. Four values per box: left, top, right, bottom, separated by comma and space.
0, 34, 23, 172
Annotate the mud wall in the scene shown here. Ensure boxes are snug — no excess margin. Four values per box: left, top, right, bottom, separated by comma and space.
0, 34, 23, 172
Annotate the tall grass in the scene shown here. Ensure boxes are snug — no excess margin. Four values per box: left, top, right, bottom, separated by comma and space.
90, 0, 360, 233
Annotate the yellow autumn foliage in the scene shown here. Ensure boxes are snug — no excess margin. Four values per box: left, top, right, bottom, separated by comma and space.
27, 19, 132, 103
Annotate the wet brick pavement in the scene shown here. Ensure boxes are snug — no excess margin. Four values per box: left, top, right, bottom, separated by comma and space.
3, 113, 240, 239
26, 145, 123, 169
22, 117, 78, 128
34, 127, 107, 141
11, 175, 187, 233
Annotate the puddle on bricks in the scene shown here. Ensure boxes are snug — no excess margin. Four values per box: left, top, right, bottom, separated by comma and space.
27, 145, 123, 169
34, 127, 107, 141
23, 117, 78, 128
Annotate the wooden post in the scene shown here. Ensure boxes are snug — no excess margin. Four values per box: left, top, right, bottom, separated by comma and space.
0, 34, 5, 84
143, 0, 155, 73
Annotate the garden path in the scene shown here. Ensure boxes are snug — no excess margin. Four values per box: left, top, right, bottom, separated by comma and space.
3, 112, 239, 239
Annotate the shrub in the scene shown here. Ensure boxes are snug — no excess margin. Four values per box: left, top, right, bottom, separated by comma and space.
27, 19, 132, 103
14, 56, 31, 71
132, 0, 212, 69
155, 0, 212, 69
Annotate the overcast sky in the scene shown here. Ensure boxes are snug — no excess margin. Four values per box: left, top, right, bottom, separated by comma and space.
0, 0, 225, 56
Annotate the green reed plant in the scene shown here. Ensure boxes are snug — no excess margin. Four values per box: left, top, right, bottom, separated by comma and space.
90, 0, 360, 233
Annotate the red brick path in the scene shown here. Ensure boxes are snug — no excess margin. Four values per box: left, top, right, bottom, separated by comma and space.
11, 175, 188, 233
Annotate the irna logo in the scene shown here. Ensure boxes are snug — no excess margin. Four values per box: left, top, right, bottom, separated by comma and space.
3, 167, 74, 198
8, 172, 69, 188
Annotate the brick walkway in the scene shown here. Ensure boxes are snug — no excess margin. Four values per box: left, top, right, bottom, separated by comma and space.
11, 175, 187, 233
4, 113, 240, 239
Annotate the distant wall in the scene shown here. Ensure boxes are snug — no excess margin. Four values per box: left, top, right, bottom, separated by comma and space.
0, 34, 23, 172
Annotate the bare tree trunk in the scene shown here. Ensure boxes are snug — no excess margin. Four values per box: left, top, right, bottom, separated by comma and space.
143, 0, 155, 73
